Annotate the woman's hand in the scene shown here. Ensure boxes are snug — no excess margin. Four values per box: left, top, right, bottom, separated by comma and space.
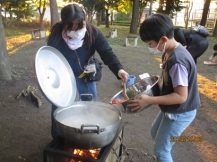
118, 69, 129, 83
127, 94, 151, 111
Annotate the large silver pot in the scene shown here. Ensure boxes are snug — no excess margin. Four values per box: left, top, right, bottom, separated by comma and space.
54, 101, 121, 149
35, 46, 122, 149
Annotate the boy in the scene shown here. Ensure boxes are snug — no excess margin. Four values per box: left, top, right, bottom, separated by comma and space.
127, 14, 200, 162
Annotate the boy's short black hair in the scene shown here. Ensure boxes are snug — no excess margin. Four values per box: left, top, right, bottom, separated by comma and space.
139, 13, 174, 42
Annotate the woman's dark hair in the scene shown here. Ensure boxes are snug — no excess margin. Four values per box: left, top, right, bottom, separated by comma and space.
61, 3, 85, 31
47, 3, 96, 46
139, 13, 174, 42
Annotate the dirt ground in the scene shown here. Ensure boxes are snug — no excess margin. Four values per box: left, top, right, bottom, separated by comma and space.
0, 36, 217, 162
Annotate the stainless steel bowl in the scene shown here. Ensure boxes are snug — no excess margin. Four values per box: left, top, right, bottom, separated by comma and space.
111, 75, 160, 114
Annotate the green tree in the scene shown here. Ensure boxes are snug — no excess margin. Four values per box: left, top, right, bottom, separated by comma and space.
157, 0, 184, 17
69, 0, 98, 22
103, 0, 120, 28
1, 2, 15, 19
1, 0, 34, 21
73, 0, 121, 28
117, 0, 132, 14
94, 1, 104, 26
31, 0, 46, 29
71, 0, 100, 23
82, 0, 98, 22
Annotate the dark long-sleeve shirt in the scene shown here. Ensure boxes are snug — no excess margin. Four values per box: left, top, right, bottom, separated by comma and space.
47, 23, 124, 80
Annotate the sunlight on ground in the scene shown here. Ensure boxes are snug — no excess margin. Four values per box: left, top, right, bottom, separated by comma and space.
197, 75, 217, 103
6, 34, 32, 55
154, 57, 161, 62
185, 126, 217, 161
197, 75, 217, 122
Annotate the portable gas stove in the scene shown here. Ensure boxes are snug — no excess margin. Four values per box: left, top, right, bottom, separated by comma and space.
43, 122, 124, 162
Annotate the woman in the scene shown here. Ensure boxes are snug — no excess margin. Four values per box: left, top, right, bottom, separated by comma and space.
47, 3, 128, 139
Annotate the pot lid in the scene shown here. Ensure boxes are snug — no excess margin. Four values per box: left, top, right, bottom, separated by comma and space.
35, 46, 76, 108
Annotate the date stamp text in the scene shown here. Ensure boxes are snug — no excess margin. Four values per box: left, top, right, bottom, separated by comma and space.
170, 135, 204, 142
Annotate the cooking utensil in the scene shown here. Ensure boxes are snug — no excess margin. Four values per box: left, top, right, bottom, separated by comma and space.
111, 75, 160, 114
35, 46, 76, 108
35, 46, 122, 149
54, 101, 121, 149
126, 75, 136, 87
123, 83, 129, 100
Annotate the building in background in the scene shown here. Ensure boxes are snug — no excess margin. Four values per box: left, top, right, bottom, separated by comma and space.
142, 0, 217, 28
174, 0, 217, 28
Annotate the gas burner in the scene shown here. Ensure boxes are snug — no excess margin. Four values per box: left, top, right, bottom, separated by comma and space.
43, 122, 124, 162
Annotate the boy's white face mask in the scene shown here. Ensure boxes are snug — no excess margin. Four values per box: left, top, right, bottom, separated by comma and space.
67, 27, 87, 40
148, 40, 166, 55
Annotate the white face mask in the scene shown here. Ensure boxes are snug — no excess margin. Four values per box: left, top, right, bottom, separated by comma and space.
148, 41, 166, 55
67, 27, 87, 40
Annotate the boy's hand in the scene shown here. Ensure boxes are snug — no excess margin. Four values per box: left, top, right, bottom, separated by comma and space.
127, 94, 150, 111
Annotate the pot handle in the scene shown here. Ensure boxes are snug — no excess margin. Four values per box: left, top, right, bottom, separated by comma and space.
80, 94, 93, 101
80, 124, 100, 134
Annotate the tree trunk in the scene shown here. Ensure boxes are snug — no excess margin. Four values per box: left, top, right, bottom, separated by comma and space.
149, 0, 153, 16
212, 20, 217, 37
38, 8, 46, 29
158, 0, 164, 12
130, 0, 139, 34
50, 0, 59, 27
96, 12, 101, 26
87, 11, 92, 22
89, 9, 94, 23
110, 12, 113, 25
105, 9, 110, 28
165, 0, 173, 14
0, 6, 12, 81
200, 0, 211, 26
184, 0, 193, 29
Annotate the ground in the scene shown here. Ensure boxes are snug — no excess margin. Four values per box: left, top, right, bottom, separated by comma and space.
0, 34, 217, 162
